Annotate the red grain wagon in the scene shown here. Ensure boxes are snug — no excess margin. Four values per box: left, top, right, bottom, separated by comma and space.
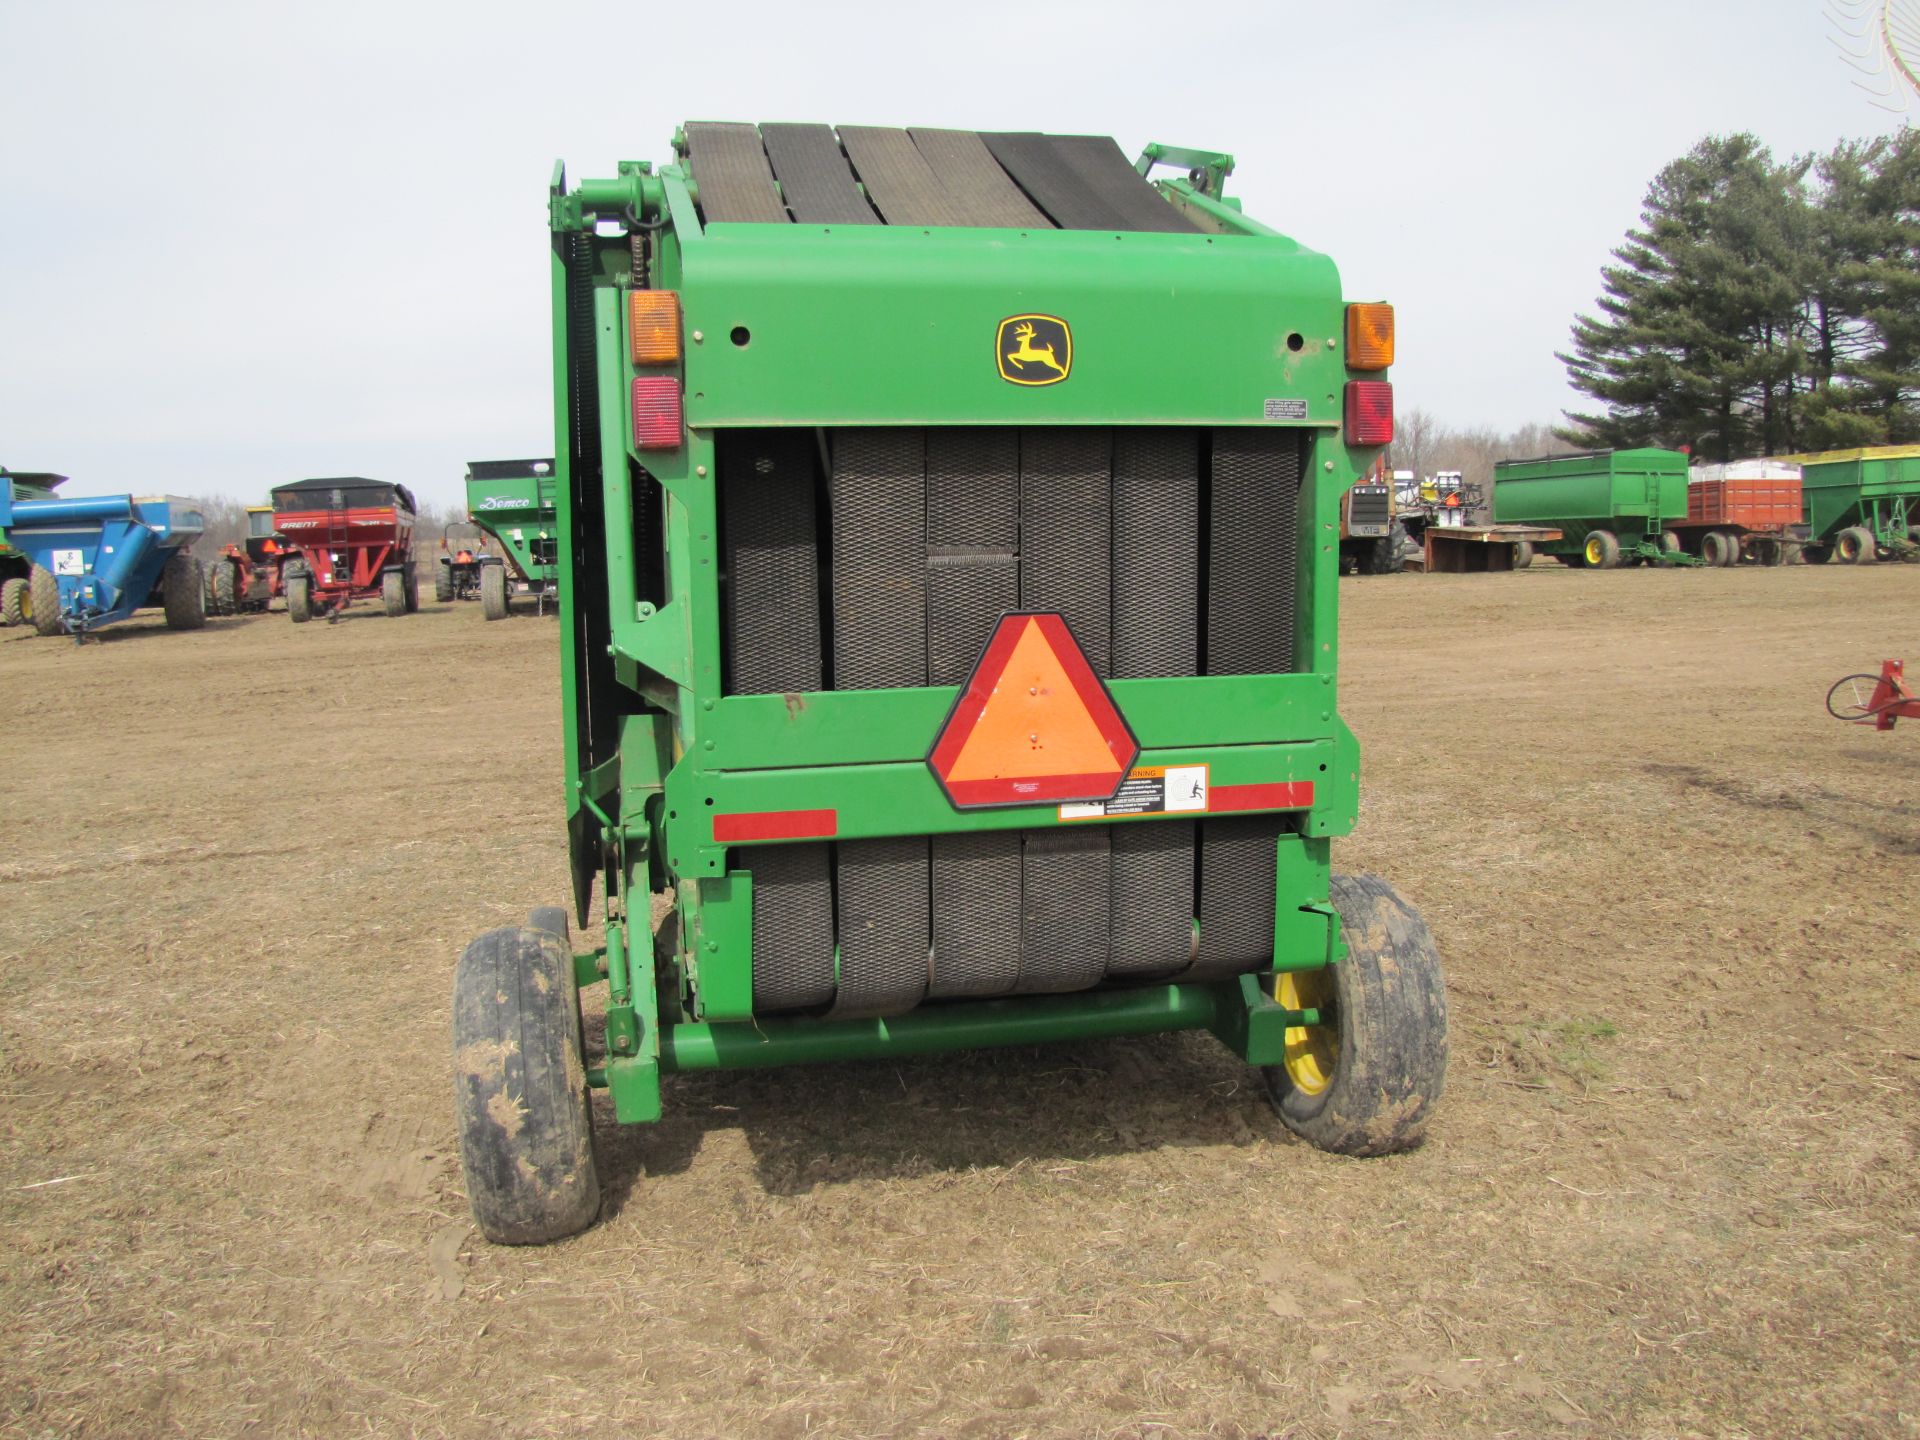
1675, 462, 1803, 566
270, 477, 419, 623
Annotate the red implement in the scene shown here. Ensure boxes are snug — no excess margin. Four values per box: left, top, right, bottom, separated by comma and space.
1826, 660, 1920, 731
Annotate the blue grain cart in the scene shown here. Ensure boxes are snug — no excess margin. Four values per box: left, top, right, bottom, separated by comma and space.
0, 478, 207, 638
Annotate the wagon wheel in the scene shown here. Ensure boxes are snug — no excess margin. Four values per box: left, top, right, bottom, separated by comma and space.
382, 569, 409, 617
435, 561, 454, 603
481, 562, 509, 620
0, 576, 25, 627
1264, 873, 1448, 1156
452, 924, 601, 1244
1582, 529, 1620, 569
161, 554, 207, 631
288, 572, 313, 624
1510, 539, 1534, 569
212, 559, 239, 615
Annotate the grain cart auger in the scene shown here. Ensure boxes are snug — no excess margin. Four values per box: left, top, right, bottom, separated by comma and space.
462, 458, 559, 619
451, 124, 1449, 1244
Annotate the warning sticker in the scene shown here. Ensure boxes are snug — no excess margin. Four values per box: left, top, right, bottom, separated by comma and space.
1263, 398, 1309, 421
52, 549, 84, 576
1060, 763, 1209, 821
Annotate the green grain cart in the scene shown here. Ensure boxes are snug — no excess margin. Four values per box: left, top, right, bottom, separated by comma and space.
451, 124, 1448, 1244
1775, 445, 1920, 564
1492, 447, 1693, 568
463, 458, 559, 618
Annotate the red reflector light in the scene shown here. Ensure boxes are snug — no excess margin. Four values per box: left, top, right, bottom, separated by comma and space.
1345, 381, 1393, 446
712, 809, 838, 843
631, 377, 682, 450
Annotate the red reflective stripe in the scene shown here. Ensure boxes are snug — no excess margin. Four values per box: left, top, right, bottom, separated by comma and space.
712, 809, 838, 842
1211, 781, 1315, 813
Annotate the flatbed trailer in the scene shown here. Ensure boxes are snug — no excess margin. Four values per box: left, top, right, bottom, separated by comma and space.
1421, 523, 1560, 573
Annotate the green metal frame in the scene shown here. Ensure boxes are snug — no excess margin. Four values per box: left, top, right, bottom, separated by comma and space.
1493, 448, 1691, 559
1788, 447, 1920, 550
547, 140, 1383, 1125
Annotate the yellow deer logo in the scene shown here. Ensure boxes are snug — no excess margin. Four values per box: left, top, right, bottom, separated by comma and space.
997, 314, 1072, 385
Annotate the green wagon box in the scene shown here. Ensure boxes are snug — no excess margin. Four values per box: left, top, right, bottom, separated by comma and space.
1492, 447, 1691, 568
450, 123, 1449, 1243
1774, 445, 1920, 565
461, 458, 559, 618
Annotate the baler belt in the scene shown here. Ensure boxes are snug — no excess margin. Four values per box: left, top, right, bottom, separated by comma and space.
837, 127, 965, 228
750, 842, 837, 1011
1206, 430, 1302, 677
982, 133, 1199, 235
928, 831, 1022, 998
685, 121, 789, 224
907, 129, 1053, 229
1191, 815, 1283, 979
830, 837, 931, 1017
1112, 429, 1200, 680
1019, 827, 1112, 991
831, 429, 927, 690
760, 123, 879, 226
1019, 428, 1111, 677
927, 548, 1019, 687
1109, 821, 1198, 976
720, 430, 823, 694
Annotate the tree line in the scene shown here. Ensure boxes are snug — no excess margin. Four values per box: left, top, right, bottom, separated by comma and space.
1561, 129, 1918, 459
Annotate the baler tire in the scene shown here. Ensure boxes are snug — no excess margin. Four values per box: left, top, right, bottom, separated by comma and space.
1583, 530, 1621, 570
435, 562, 454, 603
1837, 526, 1876, 565
162, 555, 206, 631
1510, 540, 1534, 570
1263, 873, 1447, 1157
0, 576, 25, 627
481, 562, 508, 621
288, 574, 313, 624
1802, 543, 1831, 565
452, 925, 600, 1246
29, 565, 62, 636
382, 570, 408, 617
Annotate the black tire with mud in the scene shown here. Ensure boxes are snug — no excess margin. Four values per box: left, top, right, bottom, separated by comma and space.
1583, 529, 1621, 569
435, 561, 454, 603
29, 564, 63, 636
1836, 526, 1876, 565
0, 575, 26, 627
382, 569, 409, 617
480, 561, 509, 620
1263, 873, 1448, 1156
212, 558, 239, 615
288, 572, 313, 623
161, 554, 207, 630
452, 924, 600, 1245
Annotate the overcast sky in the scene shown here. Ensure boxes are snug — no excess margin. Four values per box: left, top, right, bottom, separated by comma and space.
1, 0, 1908, 505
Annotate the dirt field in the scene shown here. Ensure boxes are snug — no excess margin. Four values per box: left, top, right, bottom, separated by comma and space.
2, 564, 1917, 1438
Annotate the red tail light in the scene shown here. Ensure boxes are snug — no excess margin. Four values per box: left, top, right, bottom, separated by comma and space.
1345, 381, 1393, 446
632, 377, 683, 450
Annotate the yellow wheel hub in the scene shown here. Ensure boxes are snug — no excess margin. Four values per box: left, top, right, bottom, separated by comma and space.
1585, 535, 1604, 565
1276, 968, 1338, 1098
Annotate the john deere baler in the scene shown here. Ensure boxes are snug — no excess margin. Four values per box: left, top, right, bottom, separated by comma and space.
453, 124, 1448, 1244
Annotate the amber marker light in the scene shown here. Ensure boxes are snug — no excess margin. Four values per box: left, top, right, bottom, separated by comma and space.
1345, 302, 1394, 371
629, 291, 682, 365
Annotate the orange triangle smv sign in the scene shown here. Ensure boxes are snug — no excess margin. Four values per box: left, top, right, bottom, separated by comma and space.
928, 612, 1139, 809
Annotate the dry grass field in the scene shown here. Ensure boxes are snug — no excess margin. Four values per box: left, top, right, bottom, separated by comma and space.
2, 562, 1917, 1438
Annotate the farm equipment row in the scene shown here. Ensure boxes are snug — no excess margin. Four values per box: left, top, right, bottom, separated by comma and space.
0, 475, 207, 639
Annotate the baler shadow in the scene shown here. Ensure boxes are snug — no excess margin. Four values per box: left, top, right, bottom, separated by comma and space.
592, 1029, 1281, 1217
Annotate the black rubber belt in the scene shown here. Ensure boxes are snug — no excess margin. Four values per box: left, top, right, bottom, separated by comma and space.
923, 428, 1023, 999
718, 430, 834, 1011
837, 127, 965, 227
928, 830, 1022, 998
830, 429, 926, 689
1108, 429, 1201, 976
1206, 429, 1301, 677
1188, 428, 1303, 980
760, 124, 878, 226
1019, 428, 1111, 676
827, 430, 929, 1016
685, 121, 788, 224
830, 837, 930, 1017
908, 128, 1052, 228
982, 133, 1197, 234
1019, 827, 1111, 991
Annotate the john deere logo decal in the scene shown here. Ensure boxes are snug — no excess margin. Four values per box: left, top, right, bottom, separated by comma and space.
997, 314, 1072, 385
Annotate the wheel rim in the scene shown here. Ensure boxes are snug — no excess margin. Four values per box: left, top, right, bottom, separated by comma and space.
19, 586, 31, 622
1585, 535, 1604, 565
1276, 968, 1339, 1097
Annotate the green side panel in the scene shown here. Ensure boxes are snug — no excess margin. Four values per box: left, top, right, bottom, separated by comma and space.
465, 471, 560, 584
1796, 452, 1920, 542
686, 872, 754, 1021
678, 223, 1348, 429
